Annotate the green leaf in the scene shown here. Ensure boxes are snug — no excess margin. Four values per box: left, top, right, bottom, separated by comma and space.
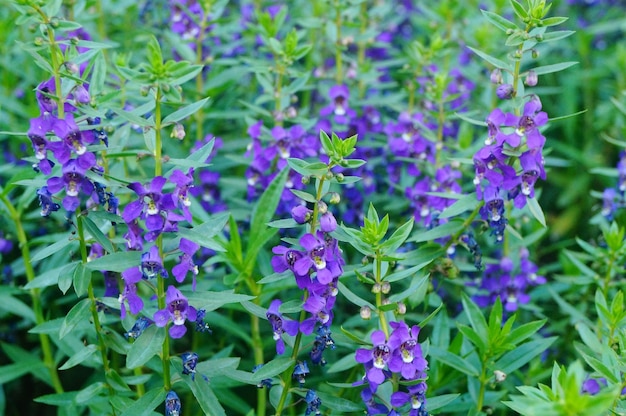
290, 189, 317, 203
249, 167, 289, 246
319, 130, 334, 156
72, 263, 93, 298
126, 324, 166, 369
177, 227, 225, 252
0, 354, 46, 384
119, 386, 166, 416
510, 0, 528, 20
85, 251, 142, 272
251, 356, 294, 382
495, 337, 557, 374
30, 237, 74, 263
162, 97, 210, 125
59, 344, 99, 370
467, 46, 512, 71
530, 61, 578, 75
35, 392, 78, 407
505, 319, 547, 345
174, 361, 227, 416
379, 218, 414, 255
337, 281, 375, 309
427, 394, 460, 412
461, 293, 488, 341
286, 158, 328, 177
316, 391, 363, 412
82, 215, 114, 253
541, 16, 568, 27
458, 323, 487, 353
429, 347, 480, 377
526, 197, 546, 227
60, 299, 91, 339
109, 106, 152, 127
439, 193, 480, 219
408, 218, 465, 243
539, 30, 575, 42
481, 10, 519, 32
75, 382, 107, 404
186, 290, 255, 312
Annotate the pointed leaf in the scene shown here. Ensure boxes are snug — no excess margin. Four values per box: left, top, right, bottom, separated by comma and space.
126, 324, 166, 369
162, 97, 210, 125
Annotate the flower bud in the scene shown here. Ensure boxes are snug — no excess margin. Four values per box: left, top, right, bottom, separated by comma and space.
371, 283, 381, 294
65, 61, 80, 74
291, 205, 312, 224
73, 84, 90, 104
317, 200, 328, 215
494, 370, 507, 383
531, 49, 539, 59
496, 84, 514, 100
490, 68, 502, 84
335, 173, 344, 182
381, 281, 391, 294
34, 37, 44, 46
301, 176, 310, 185
171, 123, 186, 140
396, 302, 406, 315
525, 70, 538, 87
328, 192, 341, 204
50, 18, 60, 28
360, 306, 371, 320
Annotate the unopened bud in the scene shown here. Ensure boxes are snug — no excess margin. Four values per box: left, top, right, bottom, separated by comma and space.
34, 37, 44, 46
162, 83, 170, 92
65, 61, 80, 74
328, 192, 340, 204
525, 70, 538, 87
490, 68, 503, 84
531, 49, 539, 59
285, 106, 297, 118
301, 176, 310, 185
317, 200, 328, 215
171, 123, 186, 140
361, 256, 369, 266
381, 298, 391, 306
496, 84, 514, 100
50, 18, 60, 28
494, 370, 506, 383
140, 86, 150, 96
396, 302, 406, 315
360, 306, 371, 320
381, 281, 391, 294
335, 173, 344, 182
372, 283, 381, 294
325, 171, 334, 180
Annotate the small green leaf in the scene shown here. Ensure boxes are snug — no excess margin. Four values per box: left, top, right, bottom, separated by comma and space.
119, 386, 166, 416
290, 189, 318, 203
467, 46, 512, 71
539, 30, 575, 42
461, 293, 488, 341
30, 237, 74, 263
481, 10, 519, 32
526, 197, 546, 227
59, 344, 99, 370
409, 218, 465, 243
162, 97, 210, 125
85, 251, 142, 272
60, 299, 91, 339
530, 61, 578, 75
495, 337, 557, 374
72, 263, 92, 298
458, 323, 487, 353
316, 391, 363, 412
287, 158, 328, 177
251, 356, 294, 382
126, 324, 166, 369
506, 319, 547, 345
82, 215, 114, 253
510, 0, 528, 20
174, 360, 227, 416
429, 347, 480, 377
439, 193, 480, 219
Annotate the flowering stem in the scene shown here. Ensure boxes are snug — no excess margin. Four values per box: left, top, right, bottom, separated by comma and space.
32, 5, 65, 120
250, 310, 267, 416
0, 194, 64, 394
154, 87, 163, 177
476, 364, 488, 411
374, 250, 389, 339
274, 62, 284, 127
444, 201, 483, 251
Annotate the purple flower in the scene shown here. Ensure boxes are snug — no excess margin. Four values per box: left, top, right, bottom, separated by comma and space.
496, 83, 514, 100
49, 115, 97, 169
271, 245, 310, 289
46, 159, 95, 211
266, 299, 299, 355
310, 324, 335, 366
305, 389, 322, 415
194, 308, 212, 333
582, 377, 607, 395
292, 360, 310, 386
355, 330, 392, 391
388, 322, 428, 380
28, 115, 55, 174
295, 233, 334, 284
172, 238, 200, 290
37, 186, 61, 216
119, 276, 143, 319
154, 286, 197, 339
390, 382, 428, 416
165, 390, 181, 416
36, 78, 58, 113
123, 176, 174, 240
169, 168, 194, 223
291, 205, 312, 224
514, 96, 548, 150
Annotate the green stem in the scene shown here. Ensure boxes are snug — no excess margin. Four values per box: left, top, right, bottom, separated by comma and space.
155, 87, 163, 177
0, 194, 64, 394
374, 251, 389, 338
476, 363, 488, 411
251, 311, 267, 416
334, 0, 343, 85
356, 1, 368, 98
194, 7, 209, 143
443, 202, 483, 252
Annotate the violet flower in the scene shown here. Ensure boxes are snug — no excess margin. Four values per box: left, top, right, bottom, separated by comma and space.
46, 159, 95, 212
388, 322, 428, 380
266, 299, 299, 355
165, 390, 181, 416
355, 330, 392, 392
390, 382, 428, 416
169, 168, 195, 223
123, 176, 174, 240
124, 316, 152, 340
154, 286, 197, 339
37, 186, 61, 217
181, 351, 199, 380
172, 238, 200, 290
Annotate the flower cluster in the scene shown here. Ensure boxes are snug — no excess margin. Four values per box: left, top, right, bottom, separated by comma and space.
473, 248, 546, 312
474, 95, 548, 242
355, 322, 428, 415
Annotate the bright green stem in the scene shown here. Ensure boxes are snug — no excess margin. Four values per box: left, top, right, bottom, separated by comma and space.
334, 0, 343, 85
251, 312, 267, 416
274, 63, 284, 127
374, 251, 389, 338
153, 87, 171, 390
0, 194, 64, 394
33, 5, 65, 120
275, 173, 328, 415
476, 364, 488, 411
443, 201, 483, 251
194, 9, 209, 143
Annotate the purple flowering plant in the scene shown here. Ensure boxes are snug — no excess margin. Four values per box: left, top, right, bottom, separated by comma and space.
2, 1, 626, 416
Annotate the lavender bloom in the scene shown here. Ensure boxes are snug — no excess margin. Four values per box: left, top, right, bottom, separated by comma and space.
390, 382, 428, 416
103, 271, 120, 298
120, 266, 144, 319
169, 168, 194, 223
388, 322, 428, 380
124, 316, 152, 340
36, 78, 58, 114
46, 159, 95, 211
165, 390, 181, 416
319, 85, 356, 124
355, 330, 392, 392
122, 246, 168, 282
49, 115, 97, 169
271, 245, 310, 289
310, 324, 335, 366
123, 176, 174, 241
154, 286, 198, 339
266, 299, 299, 355
514, 96, 548, 150
361, 387, 390, 415
172, 238, 200, 290
292, 205, 313, 224
28, 115, 55, 174
496, 83, 514, 100
37, 187, 61, 217
294, 233, 334, 284
582, 377, 607, 395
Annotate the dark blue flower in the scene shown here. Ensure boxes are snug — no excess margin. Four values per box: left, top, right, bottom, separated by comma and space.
305, 389, 322, 415
124, 316, 152, 340
181, 352, 199, 380
292, 361, 310, 386
165, 390, 181, 416
266, 299, 299, 355
37, 186, 61, 217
